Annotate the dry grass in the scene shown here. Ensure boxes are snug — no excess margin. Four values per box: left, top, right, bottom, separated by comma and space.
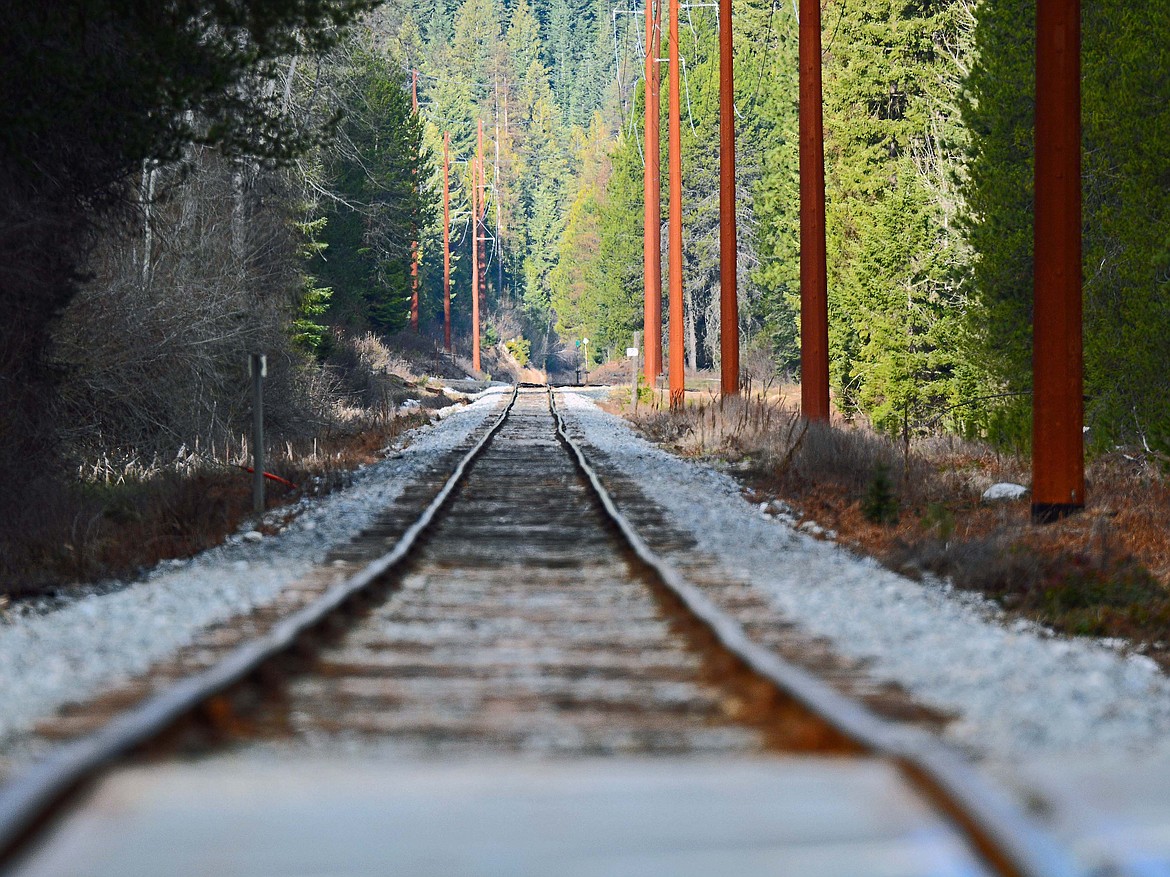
1, 408, 432, 598
621, 383, 1170, 668
1, 331, 471, 599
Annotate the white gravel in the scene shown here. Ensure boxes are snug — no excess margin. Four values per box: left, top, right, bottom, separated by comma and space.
0, 388, 508, 752
558, 389, 1170, 760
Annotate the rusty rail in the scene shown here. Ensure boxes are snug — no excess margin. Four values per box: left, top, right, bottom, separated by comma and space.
0, 386, 520, 864
547, 387, 1078, 877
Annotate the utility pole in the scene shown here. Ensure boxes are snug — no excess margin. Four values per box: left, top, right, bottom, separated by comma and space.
410, 69, 420, 333
1032, 0, 1084, 522
667, 0, 685, 410
718, 0, 739, 396
643, 0, 663, 385
443, 131, 452, 353
495, 74, 505, 301
799, 0, 830, 421
472, 135, 481, 372
477, 122, 487, 327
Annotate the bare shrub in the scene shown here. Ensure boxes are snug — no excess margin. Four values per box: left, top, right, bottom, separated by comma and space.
52, 149, 323, 461
384, 330, 472, 379
740, 347, 785, 389
324, 330, 418, 411
632, 390, 916, 498
793, 420, 913, 495
625, 383, 1170, 665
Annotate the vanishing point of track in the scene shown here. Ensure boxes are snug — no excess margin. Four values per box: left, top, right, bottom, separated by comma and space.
0, 387, 1077, 877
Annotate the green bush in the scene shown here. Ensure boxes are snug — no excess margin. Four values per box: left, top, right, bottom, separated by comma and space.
861, 464, 900, 525
505, 337, 531, 367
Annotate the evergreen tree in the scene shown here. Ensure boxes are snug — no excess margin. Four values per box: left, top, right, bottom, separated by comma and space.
313, 42, 434, 335
426, 0, 455, 47
963, 0, 1170, 447
818, 0, 970, 429
746, 0, 801, 372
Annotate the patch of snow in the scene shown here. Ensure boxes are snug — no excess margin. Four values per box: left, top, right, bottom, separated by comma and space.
983, 482, 1028, 501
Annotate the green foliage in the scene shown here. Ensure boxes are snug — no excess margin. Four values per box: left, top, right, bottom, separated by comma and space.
817, 0, 971, 429
416, 0, 617, 359
291, 282, 335, 354
997, 549, 1170, 643
2, 0, 378, 185
861, 464, 900, 525
963, 0, 1170, 448
551, 119, 642, 358
747, 3, 801, 373
921, 502, 955, 542
312, 39, 433, 336
292, 217, 333, 354
636, 375, 655, 405
505, 336, 531, 366
960, 0, 1037, 426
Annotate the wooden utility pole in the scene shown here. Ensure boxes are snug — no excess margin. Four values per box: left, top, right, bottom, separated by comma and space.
477, 122, 487, 322
495, 76, 505, 300
799, 0, 830, 421
409, 69, 420, 332
443, 131, 452, 353
1032, 0, 1084, 522
643, 0, 663, 384
472, 138, 481, 372
667, 0, 685, 410
718, 0, 738, 396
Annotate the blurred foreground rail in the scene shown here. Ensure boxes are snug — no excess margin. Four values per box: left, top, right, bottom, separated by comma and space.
0, 388, 1075, 876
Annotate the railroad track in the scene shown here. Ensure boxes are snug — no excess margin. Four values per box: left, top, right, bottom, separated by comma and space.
0, 386, 1077, 876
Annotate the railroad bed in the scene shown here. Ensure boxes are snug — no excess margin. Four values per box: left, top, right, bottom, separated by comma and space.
248, 390, 857, 754
0, 388, 1081, 876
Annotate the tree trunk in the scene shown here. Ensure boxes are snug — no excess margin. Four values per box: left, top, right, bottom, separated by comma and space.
684, 283, 698, 371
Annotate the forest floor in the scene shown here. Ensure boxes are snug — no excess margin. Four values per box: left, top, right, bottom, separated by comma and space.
608, 379, 1170, 673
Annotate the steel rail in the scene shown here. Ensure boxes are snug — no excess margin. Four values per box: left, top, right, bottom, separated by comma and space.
0, 385, 520, 865
547, 388, 1079, 877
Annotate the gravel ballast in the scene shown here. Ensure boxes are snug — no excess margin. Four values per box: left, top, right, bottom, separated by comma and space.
5, 384, 1169, 766
0, 388, 508, 753
558, 389, 1170, 759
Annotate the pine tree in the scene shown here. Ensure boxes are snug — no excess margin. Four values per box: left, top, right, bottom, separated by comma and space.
818, 0, 970, 429
963, 0, 1170, 448
313, 41, 434, 335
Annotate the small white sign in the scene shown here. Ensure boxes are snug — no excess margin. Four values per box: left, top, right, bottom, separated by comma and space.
626, 347, 638, 358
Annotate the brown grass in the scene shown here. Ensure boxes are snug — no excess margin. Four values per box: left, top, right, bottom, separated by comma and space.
619, 383, 1170, 669
1, 408, 433, 599
0, 330, 473, 601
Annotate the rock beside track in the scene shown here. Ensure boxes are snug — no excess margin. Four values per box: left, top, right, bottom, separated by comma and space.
557, 389, 1170, 760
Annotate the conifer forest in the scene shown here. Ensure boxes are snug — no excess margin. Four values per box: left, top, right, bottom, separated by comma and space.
2, 0, 1170, 571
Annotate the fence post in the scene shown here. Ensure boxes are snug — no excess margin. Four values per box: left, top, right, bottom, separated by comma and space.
250, 353, 266, 517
